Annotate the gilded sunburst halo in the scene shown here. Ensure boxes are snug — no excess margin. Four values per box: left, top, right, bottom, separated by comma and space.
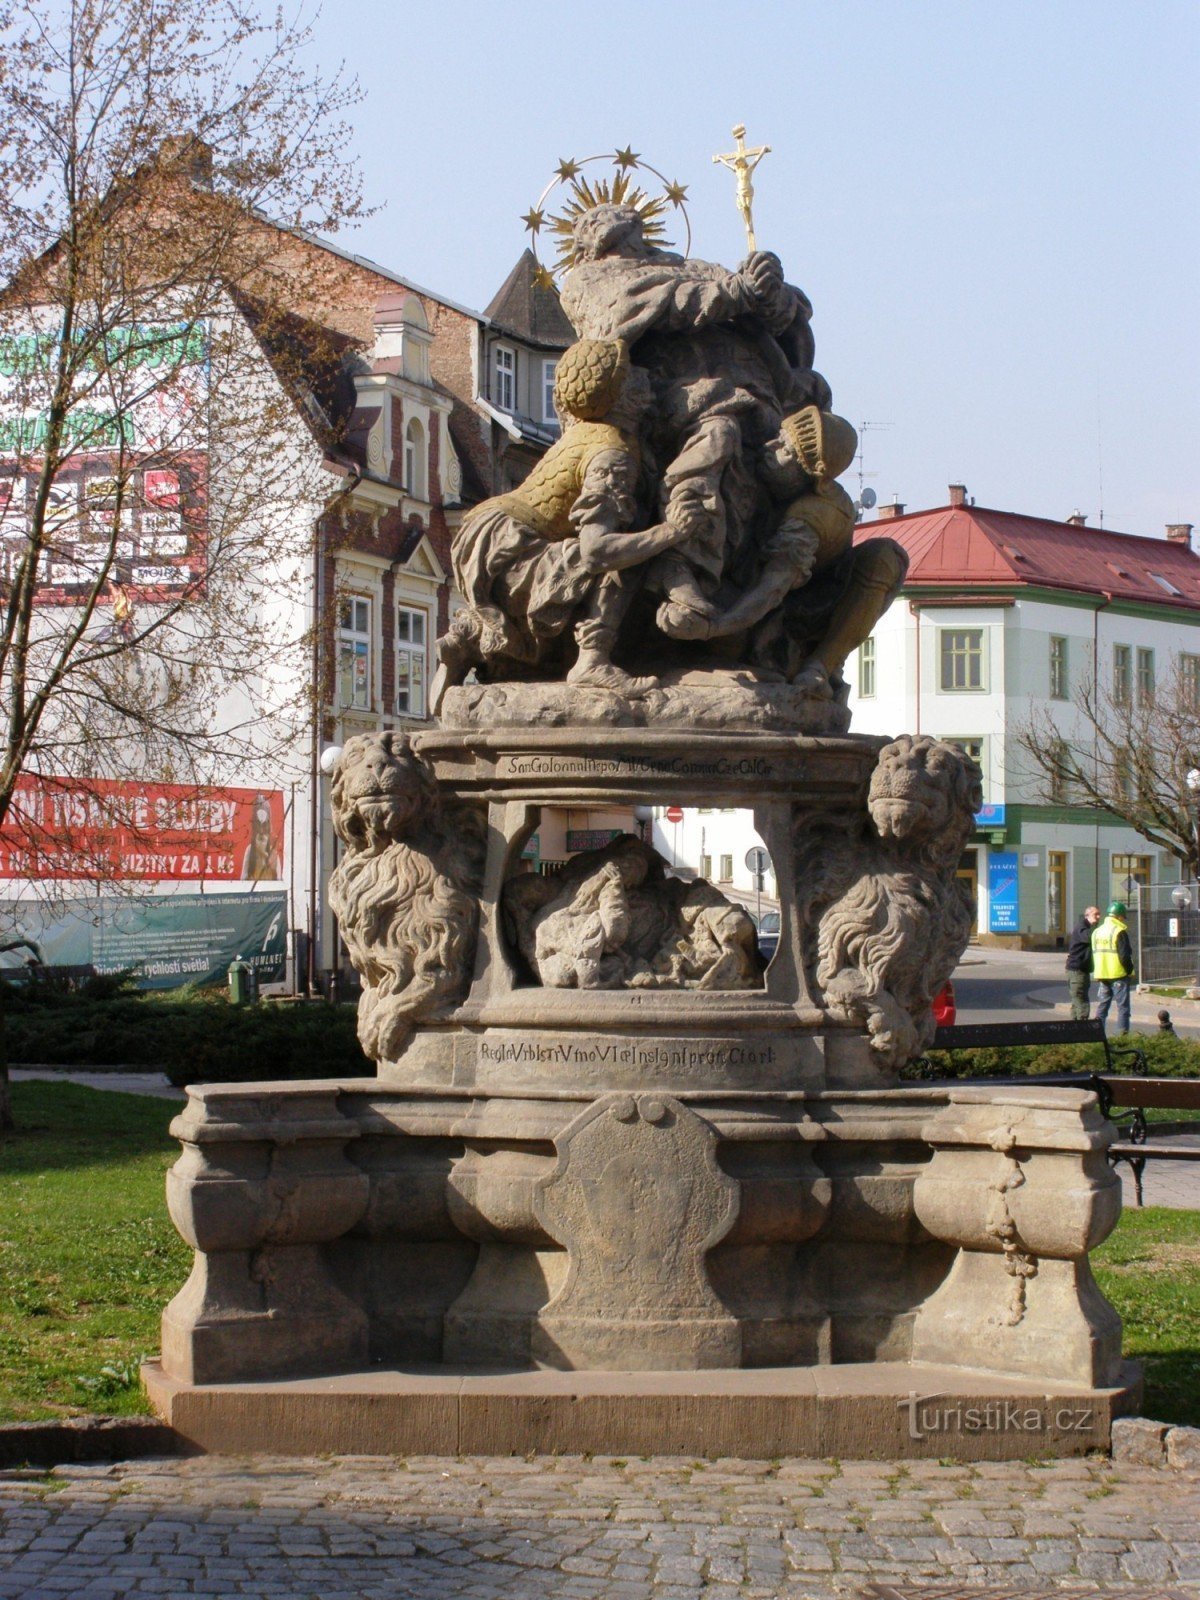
524, 149, 692, 287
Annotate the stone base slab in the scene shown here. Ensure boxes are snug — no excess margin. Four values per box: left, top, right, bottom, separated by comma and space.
143, 1358, 1141, 1462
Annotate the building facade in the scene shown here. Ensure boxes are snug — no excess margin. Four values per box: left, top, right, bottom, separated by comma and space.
846, 488, 1200, 946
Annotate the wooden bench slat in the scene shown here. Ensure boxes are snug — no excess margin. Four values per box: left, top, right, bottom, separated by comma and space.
1095, 1076, 1200, 1110
1110, 1142, 1200, 1160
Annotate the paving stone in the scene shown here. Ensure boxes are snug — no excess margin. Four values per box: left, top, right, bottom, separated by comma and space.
2, 1454, 1200, 1597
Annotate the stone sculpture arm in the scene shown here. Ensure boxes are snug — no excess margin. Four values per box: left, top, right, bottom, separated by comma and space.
562, 256, 796, 345
572, 454, 704, 575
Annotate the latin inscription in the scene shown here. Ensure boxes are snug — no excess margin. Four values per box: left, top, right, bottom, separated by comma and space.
478, 1039, 778, 1070
499, 754, 776, 780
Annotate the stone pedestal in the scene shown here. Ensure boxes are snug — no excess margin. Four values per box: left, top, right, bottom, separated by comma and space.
149, 723, 1135, 1456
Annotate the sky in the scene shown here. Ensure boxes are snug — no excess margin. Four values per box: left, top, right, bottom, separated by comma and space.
299, 0, 1199, 538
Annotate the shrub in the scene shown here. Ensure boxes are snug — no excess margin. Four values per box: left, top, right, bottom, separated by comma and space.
909, 1030, 1200, 1081
3, 991, 374, 1084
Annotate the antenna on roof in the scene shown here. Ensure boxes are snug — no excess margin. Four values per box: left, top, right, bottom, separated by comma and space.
853, 420, 892, 520
1096, 386, 1106, 529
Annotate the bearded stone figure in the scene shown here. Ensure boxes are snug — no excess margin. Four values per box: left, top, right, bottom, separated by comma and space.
328, 731, 485, 1062
799, 735, 983, 1065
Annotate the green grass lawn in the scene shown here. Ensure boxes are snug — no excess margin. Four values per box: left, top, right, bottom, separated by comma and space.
0, 1081, 189, 1421
1, 1080, 1199, 1428
1093, 1205, 1200, 1427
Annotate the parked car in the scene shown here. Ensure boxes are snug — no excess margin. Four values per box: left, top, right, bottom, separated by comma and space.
756, 910, 781, 964
932, 979, 956, 1027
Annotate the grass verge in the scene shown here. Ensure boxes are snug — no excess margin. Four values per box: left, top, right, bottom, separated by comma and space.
1, 1082, 1198, 1428
1093, 1206, 1200, 1427
0, 1081, 188, 1421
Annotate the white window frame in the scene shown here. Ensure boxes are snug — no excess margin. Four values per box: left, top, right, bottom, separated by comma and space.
337, 595, 372, 711
859, 635, 876, 698
1182, 651, 1200, 709
1113, 643, 1131, 704
947, 735, 987, 801
1049, 635, 1068, 700
939, 627, 986, 692
542, 359, 558, 424
1137, 646, 1155, 705
404, 417, 426, 500
395, 604, 428, 719
494, 344, 515, 412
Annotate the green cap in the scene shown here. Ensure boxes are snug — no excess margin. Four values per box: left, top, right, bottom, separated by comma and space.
1107, 900, 1127, 917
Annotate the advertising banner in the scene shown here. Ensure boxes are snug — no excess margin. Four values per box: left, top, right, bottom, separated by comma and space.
0, 319, 209, 604
0, 891, 288, 990
0, 777, 285, 881
988, 851, 1020, 934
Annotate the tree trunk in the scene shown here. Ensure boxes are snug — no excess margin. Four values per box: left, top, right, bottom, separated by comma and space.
0, 984, 11, 1134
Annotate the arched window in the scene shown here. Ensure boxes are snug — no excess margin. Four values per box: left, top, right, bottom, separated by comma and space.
404, 417, 426, 500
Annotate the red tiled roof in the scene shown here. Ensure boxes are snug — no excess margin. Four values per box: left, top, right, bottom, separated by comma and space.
854, 504, 1200, 610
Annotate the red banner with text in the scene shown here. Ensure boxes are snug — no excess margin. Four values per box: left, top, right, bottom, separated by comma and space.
0, 777, 285, 881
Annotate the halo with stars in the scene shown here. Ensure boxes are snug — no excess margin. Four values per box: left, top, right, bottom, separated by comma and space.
522, 148, 692, 288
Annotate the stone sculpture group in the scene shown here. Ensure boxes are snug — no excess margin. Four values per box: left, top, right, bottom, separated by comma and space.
147, 181, 1135, 1459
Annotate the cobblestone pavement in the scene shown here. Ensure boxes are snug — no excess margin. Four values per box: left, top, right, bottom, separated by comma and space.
2, 1452, 1199, 1598
1116, 1136, 1200, 1211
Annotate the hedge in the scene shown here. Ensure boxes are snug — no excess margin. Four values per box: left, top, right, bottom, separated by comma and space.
2, 985, 373, 1085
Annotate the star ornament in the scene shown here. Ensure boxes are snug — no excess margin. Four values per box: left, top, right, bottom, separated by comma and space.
523, 147, 692, 283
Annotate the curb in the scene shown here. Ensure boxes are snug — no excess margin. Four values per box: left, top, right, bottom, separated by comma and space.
1112, 1415, 1200, 1469
0, 1415, 187, 1470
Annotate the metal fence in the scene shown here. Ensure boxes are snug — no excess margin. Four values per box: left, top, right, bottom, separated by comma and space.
1133, 882, 1200, 987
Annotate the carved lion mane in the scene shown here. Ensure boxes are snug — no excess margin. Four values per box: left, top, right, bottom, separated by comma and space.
806, 736, 982, 1065
328, 732, 484, 1064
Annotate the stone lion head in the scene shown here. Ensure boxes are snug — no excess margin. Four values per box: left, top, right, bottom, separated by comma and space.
868, 735, 983, 863
330, 731, 439, 853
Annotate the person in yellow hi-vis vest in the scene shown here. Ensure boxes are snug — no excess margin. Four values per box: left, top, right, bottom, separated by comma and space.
1091, 900, 1136, 1034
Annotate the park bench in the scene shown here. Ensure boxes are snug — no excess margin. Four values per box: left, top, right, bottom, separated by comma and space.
916, 1018, 1200, 1205
923, 1017, 1147, 1076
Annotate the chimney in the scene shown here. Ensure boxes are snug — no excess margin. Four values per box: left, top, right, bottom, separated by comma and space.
1167, 523, 1194, 546
158, 134, 213, 189
948, 483, 968, 507
1066, 510, 1087, 527
876, 499, 906, 520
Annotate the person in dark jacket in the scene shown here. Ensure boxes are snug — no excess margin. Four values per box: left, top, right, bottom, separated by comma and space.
1065, 905, 1101, 1020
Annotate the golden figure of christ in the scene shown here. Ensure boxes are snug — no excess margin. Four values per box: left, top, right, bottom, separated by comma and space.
712, 123, 771, 252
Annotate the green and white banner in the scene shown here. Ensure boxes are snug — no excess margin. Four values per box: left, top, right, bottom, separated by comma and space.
0, 891, 287, 990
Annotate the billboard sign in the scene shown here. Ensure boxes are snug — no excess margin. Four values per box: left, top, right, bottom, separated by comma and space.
0, 319, 209, 604
0, 777, 285, 882
987, 851, 1020, 934
0, 891, 288, 990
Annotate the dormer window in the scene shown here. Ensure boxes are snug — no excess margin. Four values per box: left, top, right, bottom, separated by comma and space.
494, 345, 515, 412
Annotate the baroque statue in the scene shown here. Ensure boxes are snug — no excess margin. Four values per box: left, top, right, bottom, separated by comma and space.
149, 141, 1132, 1449
433, 184, 907, 720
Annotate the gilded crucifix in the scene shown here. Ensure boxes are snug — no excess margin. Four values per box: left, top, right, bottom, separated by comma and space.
712, 123, 771, 252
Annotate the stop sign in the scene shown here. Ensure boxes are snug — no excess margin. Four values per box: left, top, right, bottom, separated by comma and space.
665, 806, 684, 824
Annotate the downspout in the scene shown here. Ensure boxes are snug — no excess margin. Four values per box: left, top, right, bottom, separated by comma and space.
1092, 591, 1114, 902
908, 599, 922, 735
